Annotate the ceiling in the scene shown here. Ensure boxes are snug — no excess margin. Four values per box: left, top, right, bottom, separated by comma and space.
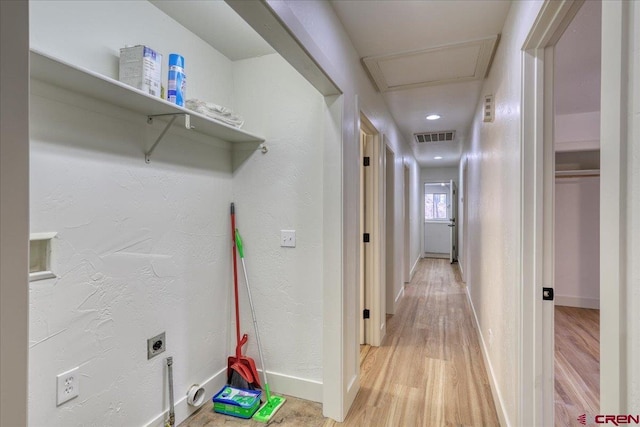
330, 0, 511, 167
152, 1, 599, 169
150, 0, 274, 61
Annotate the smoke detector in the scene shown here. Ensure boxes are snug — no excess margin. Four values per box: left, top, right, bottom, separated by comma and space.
414, 130, 456, 143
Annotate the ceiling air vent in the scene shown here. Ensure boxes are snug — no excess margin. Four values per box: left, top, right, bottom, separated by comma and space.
414, 130, 456, 143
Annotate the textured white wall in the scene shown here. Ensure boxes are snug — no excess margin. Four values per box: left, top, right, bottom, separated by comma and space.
0, 1, 29, 425
231, 53, 325, 388
29, 82, 233, 426
265, 0, 422, 420
30, 1, 234, 109
554, 177, 600, 308
462, 1, 543, 425
29, 1, 328, 425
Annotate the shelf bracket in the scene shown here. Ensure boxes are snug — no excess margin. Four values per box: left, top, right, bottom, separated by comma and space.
145, 113, 192, 163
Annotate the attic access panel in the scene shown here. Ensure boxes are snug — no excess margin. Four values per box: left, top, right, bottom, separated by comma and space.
363, 35, 499, 92
414, 130, 456, 143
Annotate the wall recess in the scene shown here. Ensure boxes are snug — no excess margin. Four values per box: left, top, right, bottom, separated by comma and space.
29, 232, 56, 281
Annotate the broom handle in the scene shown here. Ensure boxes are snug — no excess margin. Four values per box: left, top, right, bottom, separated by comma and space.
236, 230, 271, 401
231, 204, 241, 359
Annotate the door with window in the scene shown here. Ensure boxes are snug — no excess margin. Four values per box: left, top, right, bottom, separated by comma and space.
423, 182, 451, 258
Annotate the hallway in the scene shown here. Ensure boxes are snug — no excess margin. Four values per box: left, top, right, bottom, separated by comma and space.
327, 258, 499, 426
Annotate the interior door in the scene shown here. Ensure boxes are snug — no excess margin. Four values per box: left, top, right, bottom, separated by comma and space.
449, 179, 457, 263
359, 130, 367, 345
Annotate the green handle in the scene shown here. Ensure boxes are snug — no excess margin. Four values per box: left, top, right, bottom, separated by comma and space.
235, 229, 244, 258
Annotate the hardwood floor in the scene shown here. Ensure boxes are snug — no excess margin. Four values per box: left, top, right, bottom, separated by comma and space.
554, 305, 599, 426
180, 259, 499, 427
325, 258, 499, 426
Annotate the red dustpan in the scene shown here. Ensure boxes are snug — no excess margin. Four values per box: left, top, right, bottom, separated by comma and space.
227, 334, 260, 389
227, 203, 261, 390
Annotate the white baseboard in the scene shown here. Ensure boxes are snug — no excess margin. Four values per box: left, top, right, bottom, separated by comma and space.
555, 295, 599, 309
409, 256, 421, 280
423, 252, 449, 259
144, 367, 227, 427
394, 286, 404, 307
144, 367, 322, 427
464, 289, 510, 427
267, 370, 322, 403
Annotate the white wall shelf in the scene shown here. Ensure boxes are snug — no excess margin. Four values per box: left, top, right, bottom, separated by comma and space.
29, 49, 265, 161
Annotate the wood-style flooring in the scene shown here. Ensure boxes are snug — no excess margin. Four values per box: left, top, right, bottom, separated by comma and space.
180, 258, 499, 427
554, 305, 599, 426
326, 258, 499, 426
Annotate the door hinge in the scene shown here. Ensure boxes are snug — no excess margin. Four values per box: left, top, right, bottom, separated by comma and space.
543, 287, 554, 301
363, 309, 370, 319
363, 233, 370, 243
363, 157, 370, 167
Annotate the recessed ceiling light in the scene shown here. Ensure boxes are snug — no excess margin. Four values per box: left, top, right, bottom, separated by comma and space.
434, 156, 443, 160
426, 114, 441, 120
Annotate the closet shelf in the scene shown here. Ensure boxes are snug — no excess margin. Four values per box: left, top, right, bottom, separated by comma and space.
29, 49, 265, 147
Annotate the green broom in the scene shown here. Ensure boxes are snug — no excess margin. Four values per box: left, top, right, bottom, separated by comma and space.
235, 229, 286, 422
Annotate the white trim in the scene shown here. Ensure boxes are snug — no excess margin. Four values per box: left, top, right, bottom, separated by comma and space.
409, 256, 421, 280
394, 286, 404, 305
521, 2, 584, 425
555, 169, 599, 177
266, 371, 323, 403
599, 0, 628, 412
555, 296, 599, 309
465, 288, 509, 427
29, 271, 55, 282
143, 368, 323, 427
143, 367, 227, 427
30, 231, 57, 241
423, 252, 449, 259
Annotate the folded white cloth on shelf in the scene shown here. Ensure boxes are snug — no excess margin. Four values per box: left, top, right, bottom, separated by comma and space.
185, 99, 244, 128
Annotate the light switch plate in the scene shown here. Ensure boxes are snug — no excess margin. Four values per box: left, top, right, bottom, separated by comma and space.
281, 230, 296, 248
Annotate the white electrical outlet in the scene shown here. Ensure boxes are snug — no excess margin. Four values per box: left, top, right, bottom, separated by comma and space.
57, 367, 79, 406
280, 230, 296, 248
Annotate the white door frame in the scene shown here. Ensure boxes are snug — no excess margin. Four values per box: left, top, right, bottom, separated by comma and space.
598, 0, 631, 413
449, 179, 457, 264
403, 164, 410, 283
461, 160, 469, 281
360, 114, 386, 347
385, 143, 396, 315
520, 0, 629, 423
423, 181, 451, 258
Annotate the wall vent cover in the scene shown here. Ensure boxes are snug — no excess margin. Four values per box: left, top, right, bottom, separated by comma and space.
414, 130, 456, 143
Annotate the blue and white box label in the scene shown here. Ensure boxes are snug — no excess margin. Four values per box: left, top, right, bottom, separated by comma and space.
119, 45, 163, 98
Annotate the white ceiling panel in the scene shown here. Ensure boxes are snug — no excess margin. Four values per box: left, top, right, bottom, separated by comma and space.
331, 0, 511, 167
330, 0, 511, 58
364, 36, 498, 91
